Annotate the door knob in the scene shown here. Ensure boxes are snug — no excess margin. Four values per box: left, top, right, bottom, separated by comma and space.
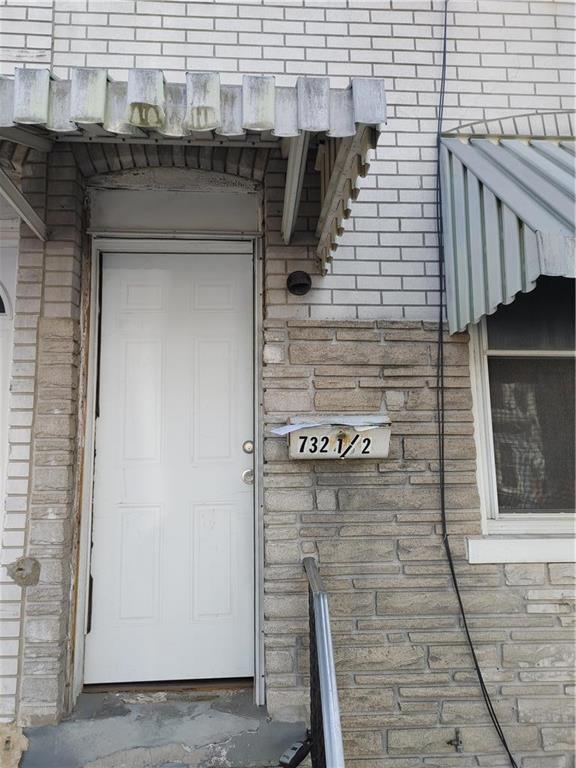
241, 469, 254, 485
242, 440, 254, 454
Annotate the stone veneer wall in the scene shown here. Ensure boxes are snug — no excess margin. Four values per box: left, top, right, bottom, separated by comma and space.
0, 145, 84, 725
261, 153, 575, 767
261, 318, 575, 767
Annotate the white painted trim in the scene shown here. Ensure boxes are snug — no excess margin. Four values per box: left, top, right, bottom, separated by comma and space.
281, 132, 310, 245
253, 238, 265, 707
71, 243, 100, 704
469, 321, 575, 536
468, 323, 498, 534
88, 228, 262, 238
0, 168, 47, 241
487, 516, 576, 535
92, 237, 255, 253
468, 538, 576, 563
485, 349, 575, 358
73, 234, 263, 706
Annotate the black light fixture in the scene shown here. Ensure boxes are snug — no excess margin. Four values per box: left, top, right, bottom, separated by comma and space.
286, 271, 312, 296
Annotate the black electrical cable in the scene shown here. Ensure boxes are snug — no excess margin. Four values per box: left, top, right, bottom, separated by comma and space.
434, 4, 519, 767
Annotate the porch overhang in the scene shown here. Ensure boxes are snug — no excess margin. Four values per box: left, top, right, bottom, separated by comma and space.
0, 68, 386, 265
440, 133, 575, 334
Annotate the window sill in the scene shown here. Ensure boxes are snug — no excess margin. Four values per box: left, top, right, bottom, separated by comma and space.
467, 537, 576, 564
486, 517, 575, 535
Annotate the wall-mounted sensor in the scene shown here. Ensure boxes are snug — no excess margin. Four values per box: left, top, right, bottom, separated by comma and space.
287, 271, 312, 296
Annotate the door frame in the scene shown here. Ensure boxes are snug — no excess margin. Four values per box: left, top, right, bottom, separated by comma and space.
71, 235, 265, 706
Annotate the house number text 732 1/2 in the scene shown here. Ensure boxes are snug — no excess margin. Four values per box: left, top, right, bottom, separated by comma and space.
286, 424, 391, 460
298, 433, 371, 458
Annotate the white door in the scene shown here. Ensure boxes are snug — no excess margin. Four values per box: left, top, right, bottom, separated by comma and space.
84, 246, 255, 683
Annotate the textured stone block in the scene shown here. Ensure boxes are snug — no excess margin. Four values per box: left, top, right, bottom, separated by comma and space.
441, 698, 515, 724
342, 730, 383, 756
339, 484, 478, 510
388, 725, 539, 755
39, 316, 79, 340
21, 676, 59, 704
265, 541, 301, 564
317, 539, 394, 563
505, 563, 546, 586
328, 591, 375, 616
314, 388, 382, 411
263, 438, 288, 461
288, 327, 334, 340
289, 341, 387, 365
406, 387, 472, 410
24, 617, 63, 644
398, 684, 483, 700
266, 688, 308, 723
33, 466, 73, 491
404, 436, 476, 459
263, 343, 285, 364
398, 537, 466, 561
315, 489, 337, 510
265, 649, 295, 673
28, 520, 69, 546
333, 643, 426, 671
339, 687, 394, 713
264, 389, 312, 412
519, 697, 574, 723
264, 594, 307, 619
428, 644, 498, 669
37, 364, 77, 388
549, 564, 576, 585
542, 727, 575, 751
503, 643, 575, 669
523, 758, 567, 768
377, 590, 524, 616
382, 343, 431, 366
34, 415, 76, 438
265, 489, 314, 512
527, 589, 575, 601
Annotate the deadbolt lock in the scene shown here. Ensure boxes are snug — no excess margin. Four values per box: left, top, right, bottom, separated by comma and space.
241, 469, 254, 485
242, 440, 254, 454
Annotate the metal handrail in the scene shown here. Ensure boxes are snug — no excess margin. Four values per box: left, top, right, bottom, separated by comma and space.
303, 556, 345, 768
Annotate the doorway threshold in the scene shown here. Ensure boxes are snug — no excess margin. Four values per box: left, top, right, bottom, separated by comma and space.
83, 677, 253, 695
21, 687, 306, 768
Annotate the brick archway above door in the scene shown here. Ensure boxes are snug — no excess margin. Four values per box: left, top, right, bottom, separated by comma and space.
71, 142, 271, 184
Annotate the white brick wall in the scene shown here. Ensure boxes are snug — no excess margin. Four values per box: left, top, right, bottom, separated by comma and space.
0, 0, 574, 320
0, 0, 573, 735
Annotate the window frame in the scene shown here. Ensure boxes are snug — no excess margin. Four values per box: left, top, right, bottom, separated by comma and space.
469, 318, 575, 536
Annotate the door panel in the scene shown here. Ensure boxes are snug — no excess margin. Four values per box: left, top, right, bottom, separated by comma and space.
84, 249, 254, 683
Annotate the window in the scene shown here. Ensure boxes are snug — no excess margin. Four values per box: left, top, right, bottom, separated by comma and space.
472, 277, 575, 534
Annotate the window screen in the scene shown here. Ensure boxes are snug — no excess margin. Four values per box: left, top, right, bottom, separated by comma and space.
489, 358, 575, 514
486, 277, 575, 351
485, 277, 575, 517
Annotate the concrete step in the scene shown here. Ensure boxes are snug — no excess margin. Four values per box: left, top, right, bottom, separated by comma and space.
21, 688, 307, 768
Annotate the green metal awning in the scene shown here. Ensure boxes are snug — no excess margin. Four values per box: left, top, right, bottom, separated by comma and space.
440, 135, 575, 333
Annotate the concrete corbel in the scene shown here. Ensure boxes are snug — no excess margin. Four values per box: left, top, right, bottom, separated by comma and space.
0, 168, 47, 241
